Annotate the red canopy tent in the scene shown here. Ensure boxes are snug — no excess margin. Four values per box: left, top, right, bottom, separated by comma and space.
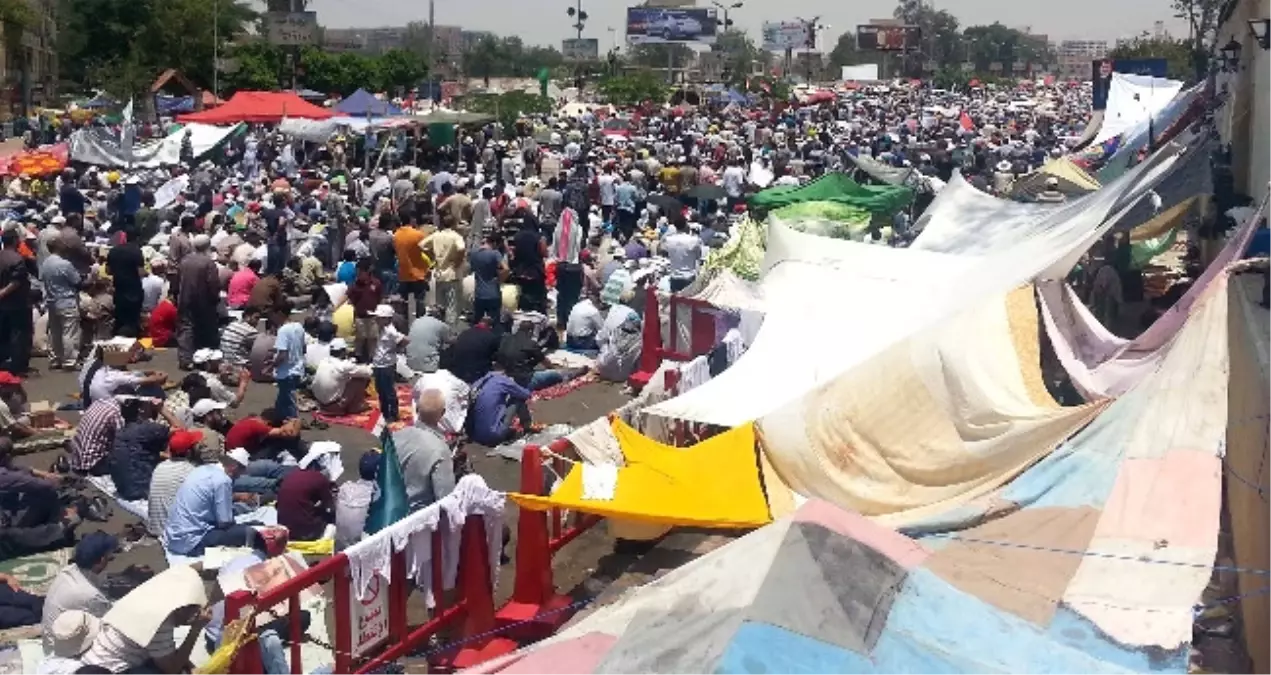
176, 91, 332, 124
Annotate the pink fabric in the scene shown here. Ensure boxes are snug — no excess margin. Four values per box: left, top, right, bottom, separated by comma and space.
1040, 196, 1266, 399
227, 268, 259, 308
1093, 451, 1222, 549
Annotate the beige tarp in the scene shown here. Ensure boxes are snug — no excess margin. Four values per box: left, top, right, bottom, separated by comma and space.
756, 286, 1109, 528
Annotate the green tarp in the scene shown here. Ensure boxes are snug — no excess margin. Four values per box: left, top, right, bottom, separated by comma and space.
748, 172, 913, 217
1131, 225, 1179, 269
771, 201, 872, 240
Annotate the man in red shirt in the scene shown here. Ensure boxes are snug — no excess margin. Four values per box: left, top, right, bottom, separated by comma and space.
145, 294, 178, 348
224, 408, 301, 496
345, 259, 383, 364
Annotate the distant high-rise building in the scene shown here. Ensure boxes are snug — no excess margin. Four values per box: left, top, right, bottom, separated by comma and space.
1056, 39, 1108, 79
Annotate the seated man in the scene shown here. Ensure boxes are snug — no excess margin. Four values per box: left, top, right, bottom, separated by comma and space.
496, 320, 581, 391
86, 343, 167, 406
81, 566, 211, 673
305, 322, 338, 373
68, 396, 124, 476
0, 370, 72, 454
193, 349, 248, 408
276, 443, 340, 542
595, 300, 643, 382
110, 395, 184, 502
0, 437, 86, 560
311, 338, 373, 416
41, 532, 116, 654
564, 293, 603, 354
147, 430, 203, 538
441, 316, 501, 384
161, 447, 258, 557
405, 306, 454, 374
468, 362, 537, 446
393, 391, 456, 509
223, 409, 301, 497
335, 452, 379, 551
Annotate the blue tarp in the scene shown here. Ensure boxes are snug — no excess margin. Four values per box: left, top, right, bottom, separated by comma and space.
81, 95, 118, 110
155, 94, 195, 115
334, 88, 402, 117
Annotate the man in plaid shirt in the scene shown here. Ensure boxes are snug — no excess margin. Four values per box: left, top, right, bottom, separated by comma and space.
69, 397, 124, 475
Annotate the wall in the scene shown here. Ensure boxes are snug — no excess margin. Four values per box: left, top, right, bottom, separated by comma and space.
1225, 272, 1270, 674
1216, 0, 1271, 197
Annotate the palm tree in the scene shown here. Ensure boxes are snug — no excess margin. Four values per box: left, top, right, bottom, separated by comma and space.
0, 0, 36, 114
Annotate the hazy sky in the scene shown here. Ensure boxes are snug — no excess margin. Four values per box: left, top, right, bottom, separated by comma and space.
296, 0, 1187, 48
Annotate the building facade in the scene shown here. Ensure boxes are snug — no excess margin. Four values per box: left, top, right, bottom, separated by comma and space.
0, 0, 58, 113
1056, 39, 1108, 79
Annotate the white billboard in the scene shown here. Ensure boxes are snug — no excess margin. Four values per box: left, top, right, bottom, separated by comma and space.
761, 21, 812, 51
562, 38, 600, 61
841, 64, 880, 81
265, 11, 318, 46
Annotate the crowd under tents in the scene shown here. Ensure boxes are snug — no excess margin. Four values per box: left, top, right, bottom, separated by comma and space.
176, 90, 333, 124
69, 122, 243, 168
495, 118, 1258, 671
334, 88, 403, 117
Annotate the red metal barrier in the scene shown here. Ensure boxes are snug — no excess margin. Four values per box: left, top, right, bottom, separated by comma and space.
630, 284, 727, 389
222, 515, 494, 674
497, 438, 601, 642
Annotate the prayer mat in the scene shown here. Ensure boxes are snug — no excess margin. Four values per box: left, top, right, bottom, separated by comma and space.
531, 372, 599, 402
313, 383, 416, 433
0, 547, 70, 594
12, 424, 72, 456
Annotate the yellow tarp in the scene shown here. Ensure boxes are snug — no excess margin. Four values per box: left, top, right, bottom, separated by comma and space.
510, 419, 772, 529
1129, 196, 1197, 243
1040, 156, 1101, 191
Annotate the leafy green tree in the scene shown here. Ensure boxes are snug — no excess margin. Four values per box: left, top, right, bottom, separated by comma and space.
595, 72, 668, 106
712, 30, 763, 84
461, 91, 552, 127
377, 48, 428, 94
828, 31, 865, 67
892, 0, 962, 72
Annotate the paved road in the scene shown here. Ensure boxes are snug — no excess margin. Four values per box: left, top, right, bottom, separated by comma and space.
11, 342, 734, 663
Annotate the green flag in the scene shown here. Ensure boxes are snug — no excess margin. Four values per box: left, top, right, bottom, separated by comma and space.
365, 428, 409, 534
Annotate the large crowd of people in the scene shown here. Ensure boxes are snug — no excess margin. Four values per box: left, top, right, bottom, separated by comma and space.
0, 76, 1199, 673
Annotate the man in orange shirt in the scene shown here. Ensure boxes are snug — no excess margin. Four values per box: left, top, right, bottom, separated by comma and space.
392, 215, 432, 320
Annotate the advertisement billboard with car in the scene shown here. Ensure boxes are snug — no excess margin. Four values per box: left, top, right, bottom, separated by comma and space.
626, 7, 718, 45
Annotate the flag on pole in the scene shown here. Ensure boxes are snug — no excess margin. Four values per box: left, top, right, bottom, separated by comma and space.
959, 111, 975, 131
365, 428, 409, 534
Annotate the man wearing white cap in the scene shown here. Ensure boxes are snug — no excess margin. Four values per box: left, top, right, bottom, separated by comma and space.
39, 609, 99, 674
161, 444, 256, 557
371, 304, 408, 422
194, 348, 247, 407
311, 337, 373, 416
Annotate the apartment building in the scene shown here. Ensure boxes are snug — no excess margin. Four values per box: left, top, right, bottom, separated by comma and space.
1056, 39, 1108, 79
0, 0, 58, 112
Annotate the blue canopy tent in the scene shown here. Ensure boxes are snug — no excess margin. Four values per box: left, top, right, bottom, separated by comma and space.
334, 88, 402, 117
724, 88, 752, 105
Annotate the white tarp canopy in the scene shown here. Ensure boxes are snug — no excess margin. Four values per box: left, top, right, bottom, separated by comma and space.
841, 64, 880, 81
642, 152, 1179, 427
69, 122, 241, 168
1093, 72, 1184, 145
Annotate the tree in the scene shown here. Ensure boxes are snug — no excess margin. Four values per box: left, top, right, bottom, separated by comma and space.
377, 49, 428, 94
595, 72, 668, 106
462, 34, 503, 86
828, 31, 864, 67
893, 1, 962, 72
962, 22, 1038, 72
627, 43, 693, 71
1171, 0, 1221, 78
712, 30, 763, 83
1108, 33, 1196, 81
0, 0, 36, 109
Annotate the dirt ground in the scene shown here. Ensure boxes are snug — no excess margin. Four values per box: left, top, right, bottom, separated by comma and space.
11, 344, 728, 664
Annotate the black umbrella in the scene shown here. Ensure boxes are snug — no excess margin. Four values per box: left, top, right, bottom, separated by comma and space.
685, 184, 728, 201
646, 192, 683, 214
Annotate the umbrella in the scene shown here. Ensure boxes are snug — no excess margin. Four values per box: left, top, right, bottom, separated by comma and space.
645, 192, 683, 215
685, 184, 727, 202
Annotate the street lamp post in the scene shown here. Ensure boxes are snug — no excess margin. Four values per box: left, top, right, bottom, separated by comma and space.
566, 1, 589, 90
710, 1, 742, 34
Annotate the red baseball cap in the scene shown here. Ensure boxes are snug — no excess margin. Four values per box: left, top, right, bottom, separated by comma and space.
0, 372, 22, 386
168, 430, 204, 456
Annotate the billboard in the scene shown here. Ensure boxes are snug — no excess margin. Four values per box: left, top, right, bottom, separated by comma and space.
1091, 58, 1169, 110
264, 11, 318, 46
761, 21, 813, 51
561, 38, 599, 61
626, 7, 718, 45
856, 24, 920, 51
841, 64, 880, 81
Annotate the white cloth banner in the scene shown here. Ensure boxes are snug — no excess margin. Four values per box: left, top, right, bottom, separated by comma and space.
154, 175, 189, 210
